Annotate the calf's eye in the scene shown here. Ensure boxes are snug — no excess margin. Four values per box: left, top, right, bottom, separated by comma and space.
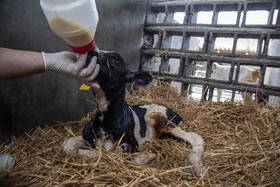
115, 59, 121, 66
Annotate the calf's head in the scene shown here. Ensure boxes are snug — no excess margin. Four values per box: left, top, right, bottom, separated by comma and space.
87, 50, 153, 100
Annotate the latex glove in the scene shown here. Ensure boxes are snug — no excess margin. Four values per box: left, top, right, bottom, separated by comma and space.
41, 51, 100, 87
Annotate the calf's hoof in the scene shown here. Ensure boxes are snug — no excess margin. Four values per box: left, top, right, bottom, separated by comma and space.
187, 152, 206, 177
63, 136, 85, 154
134, 152, 156, 165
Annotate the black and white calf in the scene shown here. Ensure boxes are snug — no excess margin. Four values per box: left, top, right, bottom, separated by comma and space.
63, 50, 205, 176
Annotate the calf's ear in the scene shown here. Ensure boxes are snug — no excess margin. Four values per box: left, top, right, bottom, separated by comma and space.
125, 72, 153, 86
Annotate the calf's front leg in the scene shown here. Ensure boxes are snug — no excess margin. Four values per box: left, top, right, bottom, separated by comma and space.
63, 135, 86, 153
63, 135, 99, 157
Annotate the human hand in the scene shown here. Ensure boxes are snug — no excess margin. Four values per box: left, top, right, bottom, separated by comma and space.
42, 50, 100, 87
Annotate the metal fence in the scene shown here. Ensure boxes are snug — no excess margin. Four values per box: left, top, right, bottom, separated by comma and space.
140, 0, 280, 103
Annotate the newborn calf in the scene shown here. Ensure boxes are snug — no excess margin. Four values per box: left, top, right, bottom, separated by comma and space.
63, 50, 205, 176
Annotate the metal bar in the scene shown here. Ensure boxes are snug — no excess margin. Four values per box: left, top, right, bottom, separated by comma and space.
208, 32, 214, 53
156, 31, 164, 49
178, 57, 184, 75
150, 73, 280, 96
145, 25, 280, 34
263, 34, 271, 57
231, 90, 236, 101
203, 32, 209, 53
181, 32, 189, 51
184, 57, 193, 76
229, 62, 236, 83
188, 4, 195, 25
258, 65, 266, 87
165, 5, 174, 24
143, 49, 280, 66
181, 82, 188, 97
212, 4, 218, 25
149, 0, 276, 7
236, 3, 243, 27
242, 2, 247, 27
184, 5, 190, 25
232, 33, 238, 54
159, 56, 168, 73
208, 87, 214, 101
256, 35, 265, 56
202, 85, 208, 101
205, 60, 212, 79
234, 62, 241, 84
268, 2, 276, 25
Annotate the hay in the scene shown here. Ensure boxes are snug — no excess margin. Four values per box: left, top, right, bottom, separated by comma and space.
1, 81, 280, 186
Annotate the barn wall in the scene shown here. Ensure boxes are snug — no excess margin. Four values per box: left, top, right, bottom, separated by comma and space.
0, 0, 147, 143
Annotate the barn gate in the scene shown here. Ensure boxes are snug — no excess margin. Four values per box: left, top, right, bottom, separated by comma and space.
140, 0, 280, 104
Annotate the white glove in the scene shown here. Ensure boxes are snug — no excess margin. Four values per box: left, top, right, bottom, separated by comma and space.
41, 51, 100, 87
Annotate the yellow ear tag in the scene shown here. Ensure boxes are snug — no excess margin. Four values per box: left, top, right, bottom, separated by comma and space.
79, 84, 91, 90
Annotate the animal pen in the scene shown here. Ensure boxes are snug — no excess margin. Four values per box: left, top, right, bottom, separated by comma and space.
141, 0, 280, 104
1, 0, 280, 186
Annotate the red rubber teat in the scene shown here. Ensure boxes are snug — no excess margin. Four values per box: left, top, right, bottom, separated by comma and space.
68, 38, 95, 54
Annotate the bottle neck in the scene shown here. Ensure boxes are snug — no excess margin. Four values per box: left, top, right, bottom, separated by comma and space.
68, 37, 95, 54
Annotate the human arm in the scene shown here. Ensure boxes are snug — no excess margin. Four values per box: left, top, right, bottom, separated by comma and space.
0, 47, 100, 86
0, 47, 45, 79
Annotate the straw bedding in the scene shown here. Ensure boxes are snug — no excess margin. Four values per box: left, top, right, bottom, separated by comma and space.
0, 81, 279, 186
